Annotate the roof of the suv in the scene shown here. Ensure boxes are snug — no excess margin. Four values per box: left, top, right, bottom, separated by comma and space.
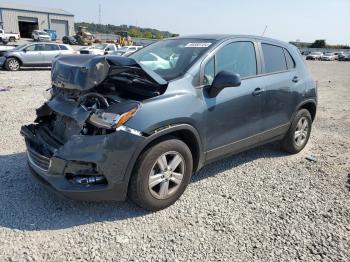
172, 34, 290, 47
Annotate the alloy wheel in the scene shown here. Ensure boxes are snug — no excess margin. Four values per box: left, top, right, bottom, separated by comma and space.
294, 117, 309, 147
8, 59, 19, 71
148, 151, 185, 200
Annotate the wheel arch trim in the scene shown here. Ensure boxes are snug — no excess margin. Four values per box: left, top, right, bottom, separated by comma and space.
123, 124, 205, 190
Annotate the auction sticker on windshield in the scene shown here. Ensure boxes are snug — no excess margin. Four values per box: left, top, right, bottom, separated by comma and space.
185, 43, 212, 48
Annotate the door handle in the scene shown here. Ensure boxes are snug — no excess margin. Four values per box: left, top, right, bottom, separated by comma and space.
292, 76, 299, 83
252, 87, 264, 96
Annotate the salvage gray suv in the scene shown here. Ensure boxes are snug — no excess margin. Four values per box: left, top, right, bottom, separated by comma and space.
21, 35, 317, 210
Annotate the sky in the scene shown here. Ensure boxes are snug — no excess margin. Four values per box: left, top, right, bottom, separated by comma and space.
14, 0, 350, 45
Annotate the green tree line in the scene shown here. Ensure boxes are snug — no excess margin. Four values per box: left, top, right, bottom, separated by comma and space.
290, 39, 350, 49
75, 22, 179, 39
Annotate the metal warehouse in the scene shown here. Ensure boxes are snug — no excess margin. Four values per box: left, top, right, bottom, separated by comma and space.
0, 2, 74, 39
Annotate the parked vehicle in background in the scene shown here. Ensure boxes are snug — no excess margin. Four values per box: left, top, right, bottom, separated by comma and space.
21, 35, 317, 210
32, 30, 51, 42
111, 45, 142, 56
79, 43, 117, 55
0, 29, 20, 42
338, 52, 350, 61
62, 36, 78, 45
0, 45, 15, 53
75, 26, 95, 45
306, 52, 323, 60
321, 52, 337, 61
0, 43, 74, 71
44, 29, 57, 41
301, 51, 311, 56
133, 52, 172, 70
0, 35, 9, 45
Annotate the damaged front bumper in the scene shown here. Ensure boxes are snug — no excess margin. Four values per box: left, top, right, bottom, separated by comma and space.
22, 124, 145, 201
20, 54, 168, 201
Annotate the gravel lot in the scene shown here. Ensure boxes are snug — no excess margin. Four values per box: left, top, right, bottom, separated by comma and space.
0, 61, 349, 261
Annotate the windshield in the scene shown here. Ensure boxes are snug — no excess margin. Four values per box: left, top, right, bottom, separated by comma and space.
324, 53, 334, 56
11, 43, 30, 51
311, 52, 322, 55
129, 38, 216, 80
39, 32, 48, 35
93, 44, 108, 50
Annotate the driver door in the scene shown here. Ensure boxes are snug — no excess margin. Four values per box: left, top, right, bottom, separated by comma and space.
203, 41, 264, 158
21, 44, 45, 65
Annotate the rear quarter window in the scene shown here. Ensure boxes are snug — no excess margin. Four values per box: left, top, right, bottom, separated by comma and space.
262, 43, 287, 73
59, 45, 69, 50
284, 49, 296, 69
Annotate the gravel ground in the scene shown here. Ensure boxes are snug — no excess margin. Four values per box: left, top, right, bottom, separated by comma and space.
0, 61, 349, 261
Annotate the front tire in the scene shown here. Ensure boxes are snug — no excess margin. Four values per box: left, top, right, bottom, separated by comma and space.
281, 109, 312, 154
5, 58, 21, 71
129, 138, 193, 211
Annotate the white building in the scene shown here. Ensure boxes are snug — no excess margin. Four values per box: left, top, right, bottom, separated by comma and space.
0, 1, 74, 38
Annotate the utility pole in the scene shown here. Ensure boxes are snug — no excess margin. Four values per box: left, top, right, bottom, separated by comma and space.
98, 4, 102, 24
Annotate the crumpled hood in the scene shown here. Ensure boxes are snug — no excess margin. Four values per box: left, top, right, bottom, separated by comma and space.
51, 55, 168, 91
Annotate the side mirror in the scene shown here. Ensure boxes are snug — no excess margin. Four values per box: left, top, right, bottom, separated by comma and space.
207, 71, 241, 98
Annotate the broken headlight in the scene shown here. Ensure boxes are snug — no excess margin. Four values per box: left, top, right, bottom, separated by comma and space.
88, 103, 140, 130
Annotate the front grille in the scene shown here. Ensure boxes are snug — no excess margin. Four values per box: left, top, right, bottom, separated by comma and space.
80, 50, 90, 54
27, 144, 51, 171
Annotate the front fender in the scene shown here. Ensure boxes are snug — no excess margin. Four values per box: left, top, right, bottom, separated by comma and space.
122, 123, 205, 187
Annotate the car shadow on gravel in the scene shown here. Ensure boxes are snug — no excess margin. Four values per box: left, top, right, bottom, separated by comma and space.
0, 142, 286, 231
0, 152, 149, 231
192, 142, 287, 182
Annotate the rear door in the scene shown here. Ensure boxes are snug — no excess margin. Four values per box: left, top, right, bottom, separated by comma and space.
203, 40, 264, 155
259, 43, 300, 133
43, 44, 60, 64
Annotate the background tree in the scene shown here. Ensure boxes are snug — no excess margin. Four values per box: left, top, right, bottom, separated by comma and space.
143, 31, 153, 39
310, 40, 326, 48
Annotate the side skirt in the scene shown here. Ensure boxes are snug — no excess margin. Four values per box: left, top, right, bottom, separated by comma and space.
204, 123, 289, 164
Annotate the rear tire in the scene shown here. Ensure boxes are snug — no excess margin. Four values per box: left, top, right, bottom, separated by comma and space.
5, 58, 20, 71
129, 138, 193, 211
281, 109, 312, 154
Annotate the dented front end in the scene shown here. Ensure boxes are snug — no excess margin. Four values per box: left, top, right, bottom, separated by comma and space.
21, 55, 167, 201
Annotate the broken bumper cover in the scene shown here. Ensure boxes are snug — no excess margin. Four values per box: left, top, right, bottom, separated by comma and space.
22, 125, 145, 201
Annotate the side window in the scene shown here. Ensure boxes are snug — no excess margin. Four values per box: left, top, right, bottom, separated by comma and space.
34, 44, 45, 51
216, 41, 257, 78
59, 45, 68, 50
284, 49, 295, 69
203, 58, 215, 85
44, 44, 59, 51
262, 44, 287, 73
204, 57, 215, 85
24, 45, 36, 51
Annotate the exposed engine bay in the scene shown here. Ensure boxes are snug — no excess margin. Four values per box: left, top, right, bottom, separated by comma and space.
20, 55, 167, 186
24, 54, 168, 153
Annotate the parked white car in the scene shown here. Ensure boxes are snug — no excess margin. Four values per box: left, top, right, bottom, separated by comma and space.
306, 52, 323, 60
0, 29, 20, 42
32, 30, 51, 42
79, 43, 117, 55
321, 52, 337, 61
138, 52, 172, 70
111, 45, 143, 56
